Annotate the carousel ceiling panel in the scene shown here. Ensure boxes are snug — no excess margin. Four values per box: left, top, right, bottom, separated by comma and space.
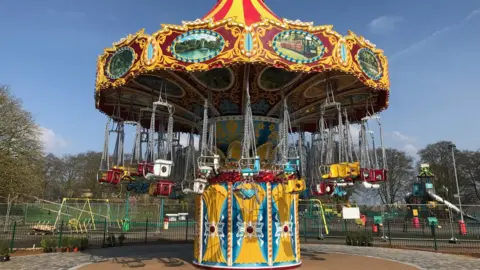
134, 75, 185, 98
190, 67, 235, 91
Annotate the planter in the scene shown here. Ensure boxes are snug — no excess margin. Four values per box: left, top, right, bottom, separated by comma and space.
73, 247, 79, 252
0, 255, 10, 262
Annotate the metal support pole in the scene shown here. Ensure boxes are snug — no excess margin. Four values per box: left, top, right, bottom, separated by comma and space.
450, 144, 464, 221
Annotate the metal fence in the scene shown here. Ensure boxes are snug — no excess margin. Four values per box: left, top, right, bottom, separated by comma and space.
0, 202, 479, 254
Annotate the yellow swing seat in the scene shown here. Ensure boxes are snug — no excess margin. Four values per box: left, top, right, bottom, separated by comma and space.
286, 178, 306, 194
347, 162, 360, 178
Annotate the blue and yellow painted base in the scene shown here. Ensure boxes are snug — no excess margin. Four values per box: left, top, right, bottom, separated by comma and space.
193, 182, 301, 269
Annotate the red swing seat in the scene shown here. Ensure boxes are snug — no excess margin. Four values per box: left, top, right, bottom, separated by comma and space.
360, 168, 375, 183
137, 162, 154, 176
153, 180, 174, 196
373, 169, 387, 183
312, 182, 334, 196
105, 167, 123, 185
361, 168, 387, 183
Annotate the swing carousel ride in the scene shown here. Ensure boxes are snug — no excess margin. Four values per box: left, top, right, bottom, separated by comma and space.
95, 0, 390, 269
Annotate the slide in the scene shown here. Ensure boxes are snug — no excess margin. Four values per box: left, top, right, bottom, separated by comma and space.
427, 191, 480, 222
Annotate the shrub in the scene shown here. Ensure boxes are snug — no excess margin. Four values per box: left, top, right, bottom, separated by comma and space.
106, 233, 116, 247
0, 241, 10, 257
40, 238, 56, 253
345, 232, 373, 247
118, 234, 126, 246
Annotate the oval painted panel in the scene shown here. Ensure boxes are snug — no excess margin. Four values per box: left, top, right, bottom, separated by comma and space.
357, 48, 382, 80
107, 47, 135, 79
273, 30, 325, 63
171, 29, 225, 63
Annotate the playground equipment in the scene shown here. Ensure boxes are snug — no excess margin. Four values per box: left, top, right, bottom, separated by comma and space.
29, 197, 111, 233
404, 164, 479, 237
94, 0, 390, 268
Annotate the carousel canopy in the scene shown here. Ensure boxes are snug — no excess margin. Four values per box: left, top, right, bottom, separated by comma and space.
95, 0, 390, 134
202, 0, 282, 25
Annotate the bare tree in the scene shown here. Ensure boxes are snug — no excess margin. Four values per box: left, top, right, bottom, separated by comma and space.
0, 85, 45, 199
456, 150, 480, 204
418, 141, 458, 202
378, 148, 415, 204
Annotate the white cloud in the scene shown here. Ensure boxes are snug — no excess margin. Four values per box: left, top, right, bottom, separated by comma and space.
388, 131, 419, 157
390, 8, 480, 62
403, 144, 419, 157
368, 15, 404, 34
38, 127, 69, 154
391, 130, 412, 142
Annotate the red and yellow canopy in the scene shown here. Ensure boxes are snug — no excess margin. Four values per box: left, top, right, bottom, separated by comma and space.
202, 0, 282, 25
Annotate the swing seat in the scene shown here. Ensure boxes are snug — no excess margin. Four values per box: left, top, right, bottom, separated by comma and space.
373, 169, 387, 182
346, 162, 360, 179
127, 182, 150, 193
239, 156, 261, 177
106, 167, 123, 185
286, 178, 306, 194
198, 166, 214, 177
192, 178, 208, 195
321, 164, 340, 179
319, 165, 331, 179
333, 186, 347, 197
198, 155, 220, 172
313, 182, 327, 196
283, 157, 300, 174
138, 162, 154, 176
154, 159, 173, 178
154, 180, 174, 196
360, 168, 375, 182
337, 163, 350, 178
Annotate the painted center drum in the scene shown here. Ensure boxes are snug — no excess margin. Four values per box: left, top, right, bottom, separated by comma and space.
193, 182, 301, 269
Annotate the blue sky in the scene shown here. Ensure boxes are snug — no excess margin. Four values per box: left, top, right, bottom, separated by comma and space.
0, 0, 479, 157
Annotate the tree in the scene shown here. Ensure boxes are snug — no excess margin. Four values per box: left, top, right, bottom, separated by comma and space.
377, 148, 415, 204
456, 150, 480, 204
418, 141, 458, 202
0, 85, 45, 199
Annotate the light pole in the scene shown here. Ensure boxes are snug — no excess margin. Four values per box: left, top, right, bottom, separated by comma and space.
449, 144, 464, 222
443, 186, 457, 243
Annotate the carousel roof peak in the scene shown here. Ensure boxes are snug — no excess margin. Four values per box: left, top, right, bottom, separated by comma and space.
202, 0, 282, 26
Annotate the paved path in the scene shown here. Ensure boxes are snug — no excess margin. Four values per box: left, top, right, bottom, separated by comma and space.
2, 244, 479, 270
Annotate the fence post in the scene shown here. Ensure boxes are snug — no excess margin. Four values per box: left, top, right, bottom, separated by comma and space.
431, 224, 438, 251
185, 216, 189, 242
57, 220, 64, 249
387, 219, 392, 247
9, 221, 16, 253
145, 218, 149, 243
303, 217, 307, 243
102, 218, 107, 248
24, 204, 27, 226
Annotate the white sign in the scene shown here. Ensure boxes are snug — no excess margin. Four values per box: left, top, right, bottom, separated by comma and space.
342, 207, 361, 219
